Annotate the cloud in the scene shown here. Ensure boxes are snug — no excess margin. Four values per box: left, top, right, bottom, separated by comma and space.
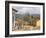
12, 6, 40, 15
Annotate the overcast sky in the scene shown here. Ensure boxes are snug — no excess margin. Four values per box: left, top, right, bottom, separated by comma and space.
12, 6, 40, 15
